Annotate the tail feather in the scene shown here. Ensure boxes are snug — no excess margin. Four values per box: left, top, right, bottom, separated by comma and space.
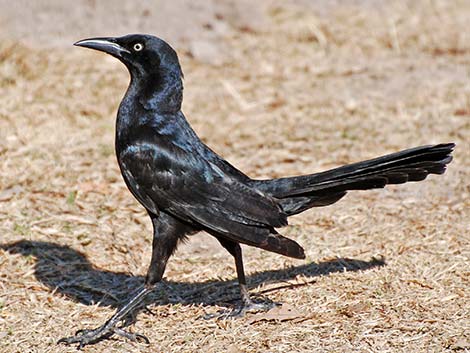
306, 143, 453, 185
280, 192, 347, 215
264, 231, 306, 259
257, 143, 455, 215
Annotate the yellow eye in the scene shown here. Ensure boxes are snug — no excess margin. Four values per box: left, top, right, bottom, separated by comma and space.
133, 43, 144, 51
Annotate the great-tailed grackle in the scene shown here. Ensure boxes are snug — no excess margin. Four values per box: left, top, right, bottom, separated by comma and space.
60, 34, 454, 348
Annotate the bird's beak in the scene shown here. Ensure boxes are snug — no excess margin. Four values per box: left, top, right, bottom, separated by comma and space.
74, 37, 130, 57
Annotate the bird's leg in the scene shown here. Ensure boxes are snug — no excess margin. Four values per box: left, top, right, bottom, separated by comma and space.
59, 212, 184, 348
215, 239, 277, 318
58, 285, 154, 348
231, 241, 277, 316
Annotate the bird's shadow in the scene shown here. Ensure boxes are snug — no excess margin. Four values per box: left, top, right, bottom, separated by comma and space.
1, 240, 385, 310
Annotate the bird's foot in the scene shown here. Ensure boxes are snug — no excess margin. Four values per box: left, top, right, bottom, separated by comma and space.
204, 299, 279, 320
230, 298, 279, 318
58, 285, 154, 348
113, 328, 150, 344
58, 326, 112, 349
58, 323, 149, 349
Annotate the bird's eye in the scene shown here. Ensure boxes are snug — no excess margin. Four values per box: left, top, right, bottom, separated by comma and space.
133, 43, 144, 52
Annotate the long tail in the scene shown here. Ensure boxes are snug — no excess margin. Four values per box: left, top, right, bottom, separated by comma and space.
252, 143, 455, 216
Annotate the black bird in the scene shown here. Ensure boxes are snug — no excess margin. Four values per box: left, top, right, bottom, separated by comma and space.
60, 34, 454, 347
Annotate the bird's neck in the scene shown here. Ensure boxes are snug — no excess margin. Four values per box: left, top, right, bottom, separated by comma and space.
134, 69, 183, 114
116, 69, 185, 144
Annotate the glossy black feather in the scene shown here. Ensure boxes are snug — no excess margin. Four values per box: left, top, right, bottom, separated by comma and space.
93, 34, 453, 258
63, 33, 456, 348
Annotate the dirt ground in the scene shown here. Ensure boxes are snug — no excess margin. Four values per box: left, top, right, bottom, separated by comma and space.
0, 0, 469, 352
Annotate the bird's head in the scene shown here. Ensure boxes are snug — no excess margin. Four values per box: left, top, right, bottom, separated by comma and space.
74, 34, 183, 79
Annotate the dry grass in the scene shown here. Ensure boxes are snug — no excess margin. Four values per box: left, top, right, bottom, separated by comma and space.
1, 1, 469, 352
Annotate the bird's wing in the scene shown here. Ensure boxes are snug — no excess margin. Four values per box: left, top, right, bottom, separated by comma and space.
119, 141, 306, 257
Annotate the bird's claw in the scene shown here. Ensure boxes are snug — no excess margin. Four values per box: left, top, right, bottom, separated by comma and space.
58, 326, 113, 349
228, 300, 279, 318
204, 300, 279, 320
113, 327, 150, 344
241, 300, 278, 314
58, 324, 149, 349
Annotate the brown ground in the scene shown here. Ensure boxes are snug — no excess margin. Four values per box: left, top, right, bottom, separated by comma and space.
0, 1, 469, 352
